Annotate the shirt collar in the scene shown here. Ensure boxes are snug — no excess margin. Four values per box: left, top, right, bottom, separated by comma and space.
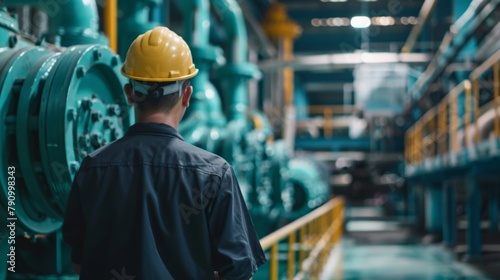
125, 122, 184, 141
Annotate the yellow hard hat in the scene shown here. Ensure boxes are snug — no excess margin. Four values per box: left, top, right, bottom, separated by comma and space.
121, 26, 199, 82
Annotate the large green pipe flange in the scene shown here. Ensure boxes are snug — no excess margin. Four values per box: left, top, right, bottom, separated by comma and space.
39, 45, 131, 214
0, 47, 62, 234
17, 50, 64, 222
286, 159, 329, 220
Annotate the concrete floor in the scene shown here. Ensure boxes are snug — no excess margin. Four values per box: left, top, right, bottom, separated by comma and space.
321, 242, 490, 280
320, 207, 496, 280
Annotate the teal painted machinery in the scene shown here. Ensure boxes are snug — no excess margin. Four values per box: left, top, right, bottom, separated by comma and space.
0, 6, 132, 278
0, 9, 132, 235
0, 0, 330, 277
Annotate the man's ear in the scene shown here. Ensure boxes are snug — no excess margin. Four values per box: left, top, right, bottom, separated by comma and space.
181, 86, 193, 108
124, 83, 134, 105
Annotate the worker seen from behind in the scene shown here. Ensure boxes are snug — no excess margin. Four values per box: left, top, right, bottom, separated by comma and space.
62, 26, 266, 279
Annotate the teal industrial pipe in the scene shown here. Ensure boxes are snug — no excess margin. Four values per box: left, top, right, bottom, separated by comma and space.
174, 0, 226, 150
2, 0, 106, 46
118, 0, 161, 58
180, 0, 210, 47
177, 0, 224, 126
211, 0, 259, 121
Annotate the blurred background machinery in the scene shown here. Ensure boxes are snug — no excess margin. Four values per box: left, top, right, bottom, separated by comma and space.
0, 0, 329, 278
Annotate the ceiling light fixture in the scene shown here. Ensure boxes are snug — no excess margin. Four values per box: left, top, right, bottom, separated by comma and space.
311, 18, 321, 27
377, 16, 395, 26
351, 16, 371, 28
408, 16, 418, 24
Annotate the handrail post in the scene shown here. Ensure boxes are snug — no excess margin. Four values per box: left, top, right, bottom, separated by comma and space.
472, 79, 480, 144
270, 243, 278, 280
465, 83, 471, 147
494, 62, 500, 137
324, 107, 333, 138
450, 97, 457, 152
288, 233, 296, 279
299, 225, 306, 265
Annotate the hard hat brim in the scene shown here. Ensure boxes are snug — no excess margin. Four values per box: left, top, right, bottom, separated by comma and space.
121, 67, 199, 82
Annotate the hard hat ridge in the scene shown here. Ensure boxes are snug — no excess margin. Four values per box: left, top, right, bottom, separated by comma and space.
121, 26, 199, 82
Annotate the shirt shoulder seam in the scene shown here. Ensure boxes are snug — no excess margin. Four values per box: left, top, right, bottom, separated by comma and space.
78, 162, 224, 178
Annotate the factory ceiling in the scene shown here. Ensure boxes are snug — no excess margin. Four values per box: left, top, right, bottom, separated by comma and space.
249, 0, 452, 106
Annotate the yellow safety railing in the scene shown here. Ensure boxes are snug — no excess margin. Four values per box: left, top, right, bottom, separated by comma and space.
406, 81, 470, 164
259, 197, 345, 280
470, 49, 500, 139
406, 48, 500, 164
448, 81, 471, 152
299, 105, 357, 138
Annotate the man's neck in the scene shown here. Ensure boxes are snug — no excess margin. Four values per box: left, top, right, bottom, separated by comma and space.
135, 112, 180, 129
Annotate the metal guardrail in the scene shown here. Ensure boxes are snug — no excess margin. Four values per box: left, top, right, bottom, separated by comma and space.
406, 48, 500, 164
259, 197, 345, 280
266, 105, 357, 138
298, 106, 357, 138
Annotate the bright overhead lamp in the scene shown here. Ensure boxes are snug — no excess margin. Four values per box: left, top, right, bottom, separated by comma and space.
350, 16, 371, 28
311, 18, 321, 27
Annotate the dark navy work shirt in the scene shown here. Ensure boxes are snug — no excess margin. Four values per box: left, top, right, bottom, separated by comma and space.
63, 123, 266, 280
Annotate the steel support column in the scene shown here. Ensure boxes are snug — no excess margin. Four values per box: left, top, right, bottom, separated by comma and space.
466, 176, 481, 258
443, 181, 457, 246
489, 184, 499, 232
407, 181, 417, 218
417, 184, 426, 233
425, 184, 443, 233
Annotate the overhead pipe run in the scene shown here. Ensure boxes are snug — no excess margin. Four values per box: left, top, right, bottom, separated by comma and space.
409, 0, 500, 101
2, 0, 107, 46
401, 0, 438, 53
475, 20, 500, 61
259, 52, 432, 71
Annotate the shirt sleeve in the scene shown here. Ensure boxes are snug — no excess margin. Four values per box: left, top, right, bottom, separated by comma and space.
207, 167, 266, 280
62, 174, 86, 265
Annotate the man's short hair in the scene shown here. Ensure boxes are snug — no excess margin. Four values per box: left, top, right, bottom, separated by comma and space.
130, 79, 190, 113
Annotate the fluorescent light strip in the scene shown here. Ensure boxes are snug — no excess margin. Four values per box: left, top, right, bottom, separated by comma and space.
310, 16, 415, 27
351, 16, 371, 28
